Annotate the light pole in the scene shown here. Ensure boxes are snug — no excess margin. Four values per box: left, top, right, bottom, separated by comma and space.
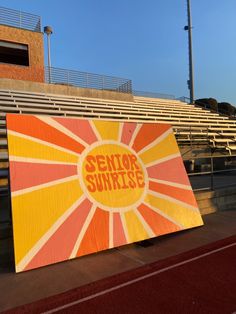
44, 25, 53, 83
184, 0, 194, 103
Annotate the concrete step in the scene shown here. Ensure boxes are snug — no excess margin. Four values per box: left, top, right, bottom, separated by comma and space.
195, 186, 236, 215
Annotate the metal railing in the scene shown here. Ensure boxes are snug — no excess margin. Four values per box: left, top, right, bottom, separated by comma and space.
45, 66, 133, 94
186, 155, 236, 191
0, 6, 41, 32
176, 96, 191, 103
133, 90, 175, 100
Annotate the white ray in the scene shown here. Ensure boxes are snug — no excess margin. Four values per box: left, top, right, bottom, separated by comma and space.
9, 156, 78, 165
133, 208, 155, 238
145, 152, 181, 168
89, 120, 102, 141
117, 122, 124, 142
120, 212, 130, 243
149, 178, 192, 190
16, 195, 86, 272
129, 124, 142, 148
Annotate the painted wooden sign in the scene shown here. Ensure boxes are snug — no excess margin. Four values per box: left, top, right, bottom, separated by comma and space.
6, 114, 203, 272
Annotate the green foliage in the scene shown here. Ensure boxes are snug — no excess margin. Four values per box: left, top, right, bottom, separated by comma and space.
195, 98, 218, 112
195, 98, 236, 117
218, 102, 236, 116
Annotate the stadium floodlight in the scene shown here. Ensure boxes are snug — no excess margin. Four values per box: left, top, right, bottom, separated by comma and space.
184, 0, 194, 104
44, 26, 53, 83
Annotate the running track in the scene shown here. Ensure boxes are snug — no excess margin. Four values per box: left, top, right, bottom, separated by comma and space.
4, 235, 236, 314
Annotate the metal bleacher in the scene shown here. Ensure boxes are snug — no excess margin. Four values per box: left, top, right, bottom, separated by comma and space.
1, 89, 236, 154
134, 96, 236, 152
1, 87, 236, 240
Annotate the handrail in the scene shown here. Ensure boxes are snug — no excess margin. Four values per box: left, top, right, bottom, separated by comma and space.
177, 96, 191, 103
133, 90, 175, 100
45, 66, 132, 94
0, 6, 41, 32
185, 154, 236, 191
189, 167, 236, 176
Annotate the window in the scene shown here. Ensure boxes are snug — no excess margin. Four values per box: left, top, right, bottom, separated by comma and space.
0, 40, 29, 66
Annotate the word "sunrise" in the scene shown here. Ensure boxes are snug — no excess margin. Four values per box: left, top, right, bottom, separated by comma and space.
83, 153, 145, 192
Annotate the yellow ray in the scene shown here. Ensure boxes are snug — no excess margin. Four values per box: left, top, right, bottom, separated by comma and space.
92, 120, 120, 141
12, 179, 83, 264
138, 132, 179, 165
123, 210, 149, 243
145, 193, 203, 229
8, 133, 78, 163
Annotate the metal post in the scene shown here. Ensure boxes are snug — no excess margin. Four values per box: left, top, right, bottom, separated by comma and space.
67, 70, 69, 86
185, 0, 194, 104
210, 152, 214, 190
19, 10, 22, 29
44, 26, 53, 84
47, 34, 52, 83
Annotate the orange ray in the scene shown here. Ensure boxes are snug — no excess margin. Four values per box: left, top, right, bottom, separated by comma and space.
24, 198, 92, 271
120, 122, 137, 146
147, 156, 191, 186
53, 117, 98, 144
132, 123, 171, 152
6, 114, 85, 154
138, 203, 181, 235
10, 161, 77, 192
149, 181, 198, 207
113, 212, 127, 247
77, 208, 109, 257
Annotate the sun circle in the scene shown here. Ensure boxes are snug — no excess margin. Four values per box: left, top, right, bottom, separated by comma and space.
79, 141, 148, 212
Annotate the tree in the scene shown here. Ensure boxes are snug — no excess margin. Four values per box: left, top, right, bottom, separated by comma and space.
195, 98, 218, 112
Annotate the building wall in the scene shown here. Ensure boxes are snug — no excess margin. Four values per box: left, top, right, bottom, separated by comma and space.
0, 25, 44, 82
0, 78, 134, 102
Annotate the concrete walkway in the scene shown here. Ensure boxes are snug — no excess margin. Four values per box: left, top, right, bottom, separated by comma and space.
0, 209, 236, 312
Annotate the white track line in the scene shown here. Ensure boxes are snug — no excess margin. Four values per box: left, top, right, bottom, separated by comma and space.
43, 241, 236, 314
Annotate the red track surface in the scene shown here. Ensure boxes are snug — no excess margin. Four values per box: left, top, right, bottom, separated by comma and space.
4, 235, 236, 314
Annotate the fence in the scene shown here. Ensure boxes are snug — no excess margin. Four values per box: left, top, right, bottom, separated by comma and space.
0, 6, 41, 32
176, 96, 191, 103
133, 90, 175, 100
185, 155, 236, 191
45, 66, 132, 94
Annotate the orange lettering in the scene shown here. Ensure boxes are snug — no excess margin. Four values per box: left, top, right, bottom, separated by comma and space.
96, 155, 106, 171
135, 170, 145, 188
86, 174, 96, 192
85, 155, 96, 172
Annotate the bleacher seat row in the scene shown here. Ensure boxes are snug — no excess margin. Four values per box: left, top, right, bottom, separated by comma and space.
1, 88, 236, 195
1, 88, 236, 240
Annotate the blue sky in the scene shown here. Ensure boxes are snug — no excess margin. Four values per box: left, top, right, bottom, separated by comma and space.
1, 1, 236, 104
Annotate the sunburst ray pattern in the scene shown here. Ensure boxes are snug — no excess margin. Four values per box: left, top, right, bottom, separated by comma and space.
7, 114, 203, 272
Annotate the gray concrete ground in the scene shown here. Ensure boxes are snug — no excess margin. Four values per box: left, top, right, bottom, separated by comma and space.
0, 210, 236, 312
